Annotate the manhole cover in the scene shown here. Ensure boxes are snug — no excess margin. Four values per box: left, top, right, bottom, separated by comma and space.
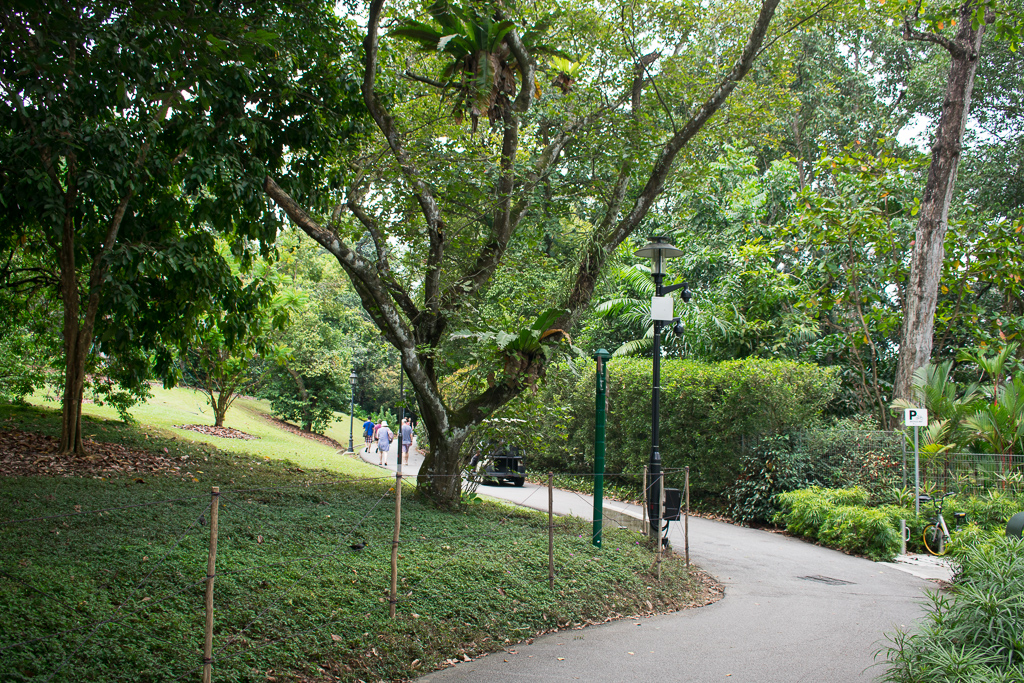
798, 575, 854, 586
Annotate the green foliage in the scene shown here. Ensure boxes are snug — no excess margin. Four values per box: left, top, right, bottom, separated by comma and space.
0, 0, 366, 443
881, 537, 1024, 682
257, 230, 389, 433
391, 0, 564, 129
726, 423, 902, 524
533, 357, 838, 503
0, 403, 704, 682
0, 326, 51, 404
775, 487, 901, 561
777, 484, 1023, 559
958, 344, 1024, 457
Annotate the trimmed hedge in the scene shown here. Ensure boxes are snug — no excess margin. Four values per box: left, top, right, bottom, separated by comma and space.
774, 486, 1024, 561
535, 357, 839, 502
775, 487, 902, 561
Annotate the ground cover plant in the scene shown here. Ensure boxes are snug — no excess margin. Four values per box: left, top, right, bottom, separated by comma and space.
774, 486, 1024, 561
0, 400, 712, 682
881, 536, 1024, 682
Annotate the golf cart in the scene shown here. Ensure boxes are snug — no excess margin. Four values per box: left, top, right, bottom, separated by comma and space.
470, 443, 526, 487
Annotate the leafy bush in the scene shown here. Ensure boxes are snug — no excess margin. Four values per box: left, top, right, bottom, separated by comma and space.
775, 487, 900, 560
779, 485, 1023, 557
727, 435, 812, 524
534, 357, 838, 504
881, 537, 1024, 682
726, 423, 902, 524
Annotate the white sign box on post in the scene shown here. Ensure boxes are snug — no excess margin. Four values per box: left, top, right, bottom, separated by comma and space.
904, 408, 928, 427
650, 296, 674, 321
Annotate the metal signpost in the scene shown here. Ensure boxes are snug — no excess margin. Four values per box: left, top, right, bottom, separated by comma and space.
593, 349, 611, 548
905, 407, 928, 515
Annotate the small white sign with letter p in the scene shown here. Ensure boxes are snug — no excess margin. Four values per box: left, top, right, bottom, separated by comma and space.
904, 408, 928, 427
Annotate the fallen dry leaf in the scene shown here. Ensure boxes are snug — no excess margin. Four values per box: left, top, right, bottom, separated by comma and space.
0, 428, 183, 478
173, 425, 259, 440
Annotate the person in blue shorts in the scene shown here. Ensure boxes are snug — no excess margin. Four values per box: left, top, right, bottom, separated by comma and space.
362, 418, 375, 452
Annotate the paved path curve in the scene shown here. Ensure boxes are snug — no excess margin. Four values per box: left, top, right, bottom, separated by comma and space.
421, 481, 937, 683
355, 448, 939, 682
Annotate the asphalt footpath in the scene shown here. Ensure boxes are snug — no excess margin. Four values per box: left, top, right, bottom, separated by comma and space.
356, 446, 949, 682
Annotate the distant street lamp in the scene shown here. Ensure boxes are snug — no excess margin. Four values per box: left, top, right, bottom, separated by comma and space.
349, 370, 358, 454
634, 236, 684, 544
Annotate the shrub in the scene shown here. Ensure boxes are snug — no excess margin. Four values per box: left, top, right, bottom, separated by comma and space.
534, 357, 839, 504
727, 435, 812, 524
726, 423, 904, 525
881, 537, 1024, 682
775, 487, 900, 561
781, 486, 1023, 557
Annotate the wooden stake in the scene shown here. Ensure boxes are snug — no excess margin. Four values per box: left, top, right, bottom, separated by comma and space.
389, 471, 402, 618
202, 486, 220, 683
684, 466, 690, 567
548, 472, 554, 590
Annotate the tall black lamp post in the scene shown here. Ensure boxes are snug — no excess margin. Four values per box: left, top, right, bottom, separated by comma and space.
348, 370, 358, 454
634, 236, 684, 543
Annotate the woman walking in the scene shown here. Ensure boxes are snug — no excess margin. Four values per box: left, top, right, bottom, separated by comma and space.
377, 420, 394, 466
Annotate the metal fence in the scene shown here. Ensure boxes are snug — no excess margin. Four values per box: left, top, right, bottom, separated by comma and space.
790, 429, 1024, 497
914, 451, 1024, 496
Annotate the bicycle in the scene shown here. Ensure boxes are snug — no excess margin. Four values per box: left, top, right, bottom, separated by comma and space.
919, 491, 967, 556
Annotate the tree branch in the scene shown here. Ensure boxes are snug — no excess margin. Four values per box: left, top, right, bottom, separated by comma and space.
505, 28, 535, 113
403, 70, 452, 89
559, 0, 782, 330
903, 22, 968, 59
363, 0, 445, 312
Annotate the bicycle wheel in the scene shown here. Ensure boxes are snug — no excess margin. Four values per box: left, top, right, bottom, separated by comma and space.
922, 524, 947, 556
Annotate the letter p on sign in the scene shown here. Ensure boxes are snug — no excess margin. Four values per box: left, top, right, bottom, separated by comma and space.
904, 408, 928, 427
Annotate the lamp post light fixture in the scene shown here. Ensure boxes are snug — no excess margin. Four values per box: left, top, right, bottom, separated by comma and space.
634, 236, 684, 544
348, 370, 358, 454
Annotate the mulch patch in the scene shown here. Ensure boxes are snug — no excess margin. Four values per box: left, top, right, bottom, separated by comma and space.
173, 424, 259, 440
0, 428, 186, 478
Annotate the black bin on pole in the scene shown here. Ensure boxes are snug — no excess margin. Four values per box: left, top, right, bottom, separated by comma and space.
664, 488, 682, 522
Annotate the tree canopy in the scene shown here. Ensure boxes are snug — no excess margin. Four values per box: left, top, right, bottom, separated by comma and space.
0, 0, 364, 452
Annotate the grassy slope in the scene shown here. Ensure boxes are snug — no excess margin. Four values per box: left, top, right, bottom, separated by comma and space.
32, 386, 370, 476
1, 392, 704, 683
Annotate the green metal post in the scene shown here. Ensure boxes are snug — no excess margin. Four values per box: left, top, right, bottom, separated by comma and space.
593, 349, 611, 548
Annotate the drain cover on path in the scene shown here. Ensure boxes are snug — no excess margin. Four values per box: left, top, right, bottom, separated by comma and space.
799, 575, 855, 585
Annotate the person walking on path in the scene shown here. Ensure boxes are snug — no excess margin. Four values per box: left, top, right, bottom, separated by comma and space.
362, 418, 374, 452
376, 421, 394, 466
400, 417, 413, 466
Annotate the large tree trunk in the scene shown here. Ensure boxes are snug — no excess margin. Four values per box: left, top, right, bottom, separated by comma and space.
414, 390, 470, 506
895, 2, 989, 400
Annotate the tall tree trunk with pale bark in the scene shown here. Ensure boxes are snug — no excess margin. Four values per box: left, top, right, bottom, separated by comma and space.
895, 1, 991, 401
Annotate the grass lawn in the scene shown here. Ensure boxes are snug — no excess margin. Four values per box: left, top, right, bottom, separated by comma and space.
1, 397, 712, 682
27, 386, 372, 478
